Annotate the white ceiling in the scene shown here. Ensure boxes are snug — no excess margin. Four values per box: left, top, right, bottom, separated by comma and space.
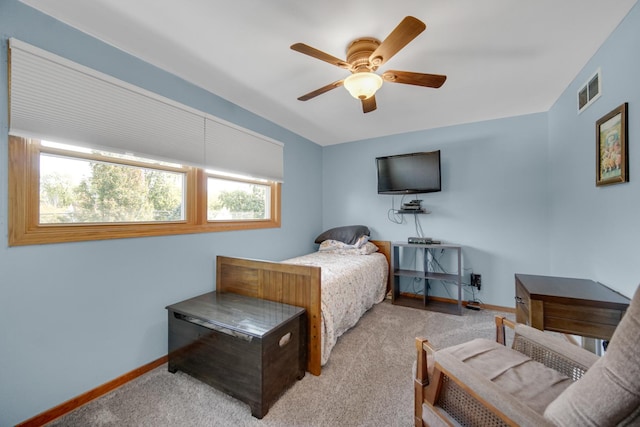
18, 0, 638, 146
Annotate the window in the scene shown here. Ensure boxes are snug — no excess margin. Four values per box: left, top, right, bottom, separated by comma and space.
9, 137, 281, 246
8, 38, 283, 246
39, 143, 186, 224
207, 175, 271, 221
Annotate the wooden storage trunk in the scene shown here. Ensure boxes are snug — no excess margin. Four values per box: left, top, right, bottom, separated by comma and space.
167, 292, 306, 418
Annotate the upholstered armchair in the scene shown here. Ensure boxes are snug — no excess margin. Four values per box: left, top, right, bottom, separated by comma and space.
414, 285, 640, 426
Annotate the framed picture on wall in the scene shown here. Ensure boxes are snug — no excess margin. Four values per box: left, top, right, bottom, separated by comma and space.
596, 103, 628, 186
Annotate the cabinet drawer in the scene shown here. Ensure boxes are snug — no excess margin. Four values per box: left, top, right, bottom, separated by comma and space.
544, 302, 624, 340
544, 302, 625, 326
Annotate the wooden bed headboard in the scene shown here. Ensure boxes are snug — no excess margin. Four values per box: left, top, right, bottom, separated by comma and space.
371, 240, 391, 293
216, 256, 322, 374
216, 239, 391, 376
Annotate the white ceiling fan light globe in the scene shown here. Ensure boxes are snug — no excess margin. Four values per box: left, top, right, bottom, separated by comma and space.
343, 72, 383, 100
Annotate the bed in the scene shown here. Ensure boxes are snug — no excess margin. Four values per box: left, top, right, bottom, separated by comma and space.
216, 237, 390, 376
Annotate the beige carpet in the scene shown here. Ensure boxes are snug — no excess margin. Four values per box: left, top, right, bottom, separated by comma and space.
49, 300, 513, 427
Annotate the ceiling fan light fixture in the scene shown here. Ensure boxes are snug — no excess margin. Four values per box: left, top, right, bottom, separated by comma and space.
344, 72, 383, 100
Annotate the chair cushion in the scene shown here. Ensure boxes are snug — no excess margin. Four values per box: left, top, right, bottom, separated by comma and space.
440, 338, 572, 414
544, 285, 640, 426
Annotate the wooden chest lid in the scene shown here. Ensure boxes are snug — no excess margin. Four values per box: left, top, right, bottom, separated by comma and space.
166, 291, 304, 338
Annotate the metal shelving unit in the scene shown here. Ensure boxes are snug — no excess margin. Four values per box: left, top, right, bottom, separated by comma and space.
391, 242, 462, 315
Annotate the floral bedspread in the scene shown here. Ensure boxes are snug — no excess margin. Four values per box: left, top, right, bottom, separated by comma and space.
283, 251, 388, 365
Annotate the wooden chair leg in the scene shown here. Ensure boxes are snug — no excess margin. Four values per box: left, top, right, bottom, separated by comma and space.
415, 337, 429, 426
495, 316, 507, 345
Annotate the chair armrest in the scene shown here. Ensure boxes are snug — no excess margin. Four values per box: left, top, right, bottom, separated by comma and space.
494, 315, 599, 375
512, 323, 599, 378
434, 351, 555, 427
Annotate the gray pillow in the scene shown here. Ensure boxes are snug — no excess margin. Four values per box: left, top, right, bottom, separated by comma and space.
314, 225, 370, 245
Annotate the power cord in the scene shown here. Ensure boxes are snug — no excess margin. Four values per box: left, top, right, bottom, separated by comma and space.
427, 249, 483, 309
387, 195, 404, 224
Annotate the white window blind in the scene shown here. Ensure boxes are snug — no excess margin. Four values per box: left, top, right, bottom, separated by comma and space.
8, 38, 283, 181
205, 118, 284, 182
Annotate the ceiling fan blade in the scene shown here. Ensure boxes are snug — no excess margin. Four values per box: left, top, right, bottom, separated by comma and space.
369, 16, 426, 68
382, 70, 447, 88
291, 43, 352, 70
297, 80, 344, 101
362, 96, 377, 113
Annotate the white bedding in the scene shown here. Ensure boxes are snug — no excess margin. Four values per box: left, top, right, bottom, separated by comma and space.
283, 251, 388, 365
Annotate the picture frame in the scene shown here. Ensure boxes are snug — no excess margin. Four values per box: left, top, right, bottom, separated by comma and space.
596, 103, 628, 186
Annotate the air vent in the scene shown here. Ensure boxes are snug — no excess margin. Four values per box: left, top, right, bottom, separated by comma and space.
578, 69, 601, 113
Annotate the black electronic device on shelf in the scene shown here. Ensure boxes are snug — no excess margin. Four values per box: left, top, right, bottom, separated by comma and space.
402, 199, 423, 210
397, 199, 429, 214
397, 209, 428, 214
407, 237, 441, 244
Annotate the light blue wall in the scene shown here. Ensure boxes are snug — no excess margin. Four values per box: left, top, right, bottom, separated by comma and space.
0, 1, 322, 425
2, 0, 639, 424
323, 113, 550, 307
547, 3, 640, 298
323, 2, 640, 306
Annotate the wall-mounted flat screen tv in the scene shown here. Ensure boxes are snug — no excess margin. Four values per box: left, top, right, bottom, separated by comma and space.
376, 150, 441, 194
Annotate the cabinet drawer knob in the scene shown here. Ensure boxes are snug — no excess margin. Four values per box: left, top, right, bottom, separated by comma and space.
515, 296, 525, 304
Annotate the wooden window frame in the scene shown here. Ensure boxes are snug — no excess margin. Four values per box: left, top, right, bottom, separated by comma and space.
8, 136, 281, 246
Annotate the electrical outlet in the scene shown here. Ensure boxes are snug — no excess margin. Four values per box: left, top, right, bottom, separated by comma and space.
471, 273, 482, 290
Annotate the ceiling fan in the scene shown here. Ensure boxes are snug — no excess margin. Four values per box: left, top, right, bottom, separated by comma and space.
290, 16, 446, 114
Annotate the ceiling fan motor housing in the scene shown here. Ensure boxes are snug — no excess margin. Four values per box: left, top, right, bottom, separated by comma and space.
346, 38, 381, 72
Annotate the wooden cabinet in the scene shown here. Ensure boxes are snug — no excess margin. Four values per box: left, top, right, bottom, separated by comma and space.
166, 292, 306, 418
515, 274, 630, 340
391, 242, 462, 315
